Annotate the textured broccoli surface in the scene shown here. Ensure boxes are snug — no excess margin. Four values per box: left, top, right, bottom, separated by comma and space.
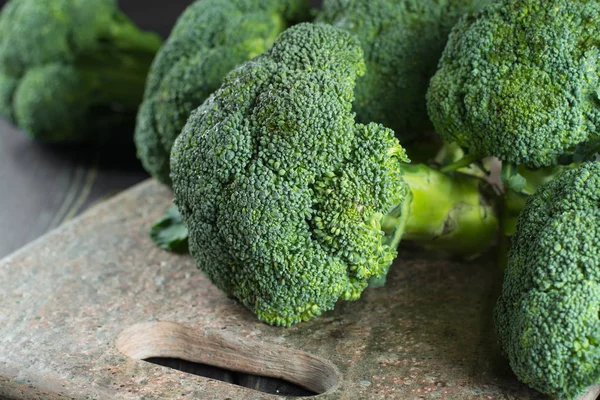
317, 0, 488, 142
494, 162, 600, 399
0, 0, 161, 142
171, 23, 497, 326
427, 0, 600, 168
134, 0, 310, 185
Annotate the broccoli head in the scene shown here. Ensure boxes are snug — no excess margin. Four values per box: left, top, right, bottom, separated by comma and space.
0, 0, 162, 142
427, 0, 600, 168
317, 0, 488, 142
494, 162, 600, 399
134, 0, 310, 185
171, 23, 497, 326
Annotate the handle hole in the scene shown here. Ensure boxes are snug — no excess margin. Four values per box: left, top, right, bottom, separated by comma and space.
144, 357, 317, 397
116, 321, 339, 397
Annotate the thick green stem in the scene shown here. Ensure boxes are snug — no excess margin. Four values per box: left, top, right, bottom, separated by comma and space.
107, 12, 163, 55
78, 62, 150, 109
75, 29, 161, 111
74, 13, 162, 110
440, 153, 479, 173
400, 164, 498, 258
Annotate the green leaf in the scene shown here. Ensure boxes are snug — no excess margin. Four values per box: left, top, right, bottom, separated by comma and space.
505, 173, 527, 193
500, 163, 527, 193
150, 204, 189, 253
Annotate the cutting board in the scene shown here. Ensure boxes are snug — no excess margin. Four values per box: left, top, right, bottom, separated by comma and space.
0, 180, 549, 399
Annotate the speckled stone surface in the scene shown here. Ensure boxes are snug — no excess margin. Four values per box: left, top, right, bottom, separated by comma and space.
0, 180, 548, 399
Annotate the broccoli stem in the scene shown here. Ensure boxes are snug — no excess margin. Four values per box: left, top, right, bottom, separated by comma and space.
439, 153, 479, 173
106, 11, 163, 55
73, 12, 162, 111
397, 164, 498, 258
78, 62, 150, 109
73, 23, 161, 113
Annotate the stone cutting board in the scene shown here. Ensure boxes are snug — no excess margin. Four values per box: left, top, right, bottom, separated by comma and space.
0, 180, 551, 399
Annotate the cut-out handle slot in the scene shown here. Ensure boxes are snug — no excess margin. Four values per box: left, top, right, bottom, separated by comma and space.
144, 357, 316, 396
115, 321, 339, 396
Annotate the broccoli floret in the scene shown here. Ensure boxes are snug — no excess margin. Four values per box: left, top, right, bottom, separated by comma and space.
171, 23, 497, 326
317, 0, 488, 142
494, 162, 600, 399
427, 0, 600, 169
0, 0, 162, 142
134, 0, 310, 185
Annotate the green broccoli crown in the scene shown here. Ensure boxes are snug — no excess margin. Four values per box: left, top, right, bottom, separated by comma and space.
317, 0, 488, 141
427, 0, 600, 168
0, 0, 161, 142
171, 23, 411, 326
134, 0, 310, 185
494, 162, 600, 399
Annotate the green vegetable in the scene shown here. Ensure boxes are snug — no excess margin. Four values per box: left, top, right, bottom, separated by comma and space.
0, 0, 162, 142
427, 0, 600, 169
494, 162, 600, 399
426, 0, 600, 267
171, 23, 497, 326
317, 0, 488, 142
149, 205, 189, 254
134, 0, 310, 185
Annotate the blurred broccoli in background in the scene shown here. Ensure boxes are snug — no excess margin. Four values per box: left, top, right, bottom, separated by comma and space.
134, 0, 311, 185
0, 0, 162, 143
317, 0, 489, 143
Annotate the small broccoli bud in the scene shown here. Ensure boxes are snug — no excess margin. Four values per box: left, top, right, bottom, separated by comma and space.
495, 162, 600, 399
134, 0, 311, 185
0, 0, 162, 143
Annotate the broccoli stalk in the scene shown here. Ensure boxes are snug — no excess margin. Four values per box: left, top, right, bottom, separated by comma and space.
371, 163, 497, 287
400, 164, 496, 256
76, 50, 158, 110
102, 12, 164, 55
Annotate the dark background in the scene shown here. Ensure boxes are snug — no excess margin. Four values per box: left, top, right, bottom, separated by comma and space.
0, 0, 320, 258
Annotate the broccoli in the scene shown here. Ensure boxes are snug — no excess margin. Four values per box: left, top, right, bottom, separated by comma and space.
0, 0, 162, 143
134, 0, 311, 185
494, 162, 600, 399
317, 0, 489, 143
427, 0, 600, 169
426, 0, 600, 266
170, 23, 497, 327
